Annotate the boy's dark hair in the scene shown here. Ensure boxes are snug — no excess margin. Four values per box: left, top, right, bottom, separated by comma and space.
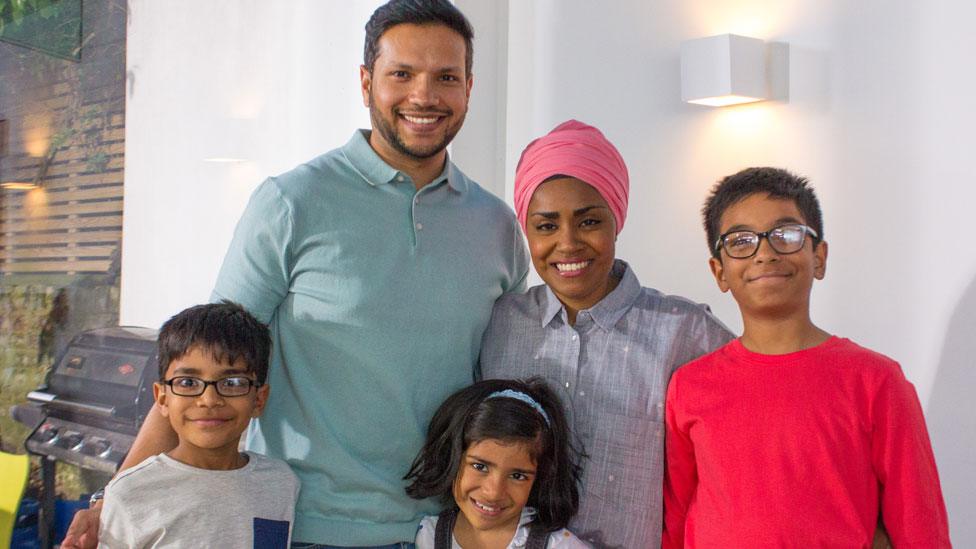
363, 0, 474, 76
703, 167, 824, 259
157, 301, 271, 384
404, 377, 583, 531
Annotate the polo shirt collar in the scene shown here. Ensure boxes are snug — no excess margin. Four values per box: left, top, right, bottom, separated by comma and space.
541, 259, 641, 331
343, 129, 467, 192
443, 159, 469, 192
343, 130, 398, 186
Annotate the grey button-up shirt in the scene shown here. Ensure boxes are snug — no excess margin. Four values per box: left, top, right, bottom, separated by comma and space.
480, 260, 733, 549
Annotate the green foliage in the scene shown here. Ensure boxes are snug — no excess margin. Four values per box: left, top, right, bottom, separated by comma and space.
1, 0, 63, 29
0, 0, 80, 61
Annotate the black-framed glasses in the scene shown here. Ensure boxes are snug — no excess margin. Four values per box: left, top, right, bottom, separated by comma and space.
715, 223, 819, 259
162, 376, 262, 397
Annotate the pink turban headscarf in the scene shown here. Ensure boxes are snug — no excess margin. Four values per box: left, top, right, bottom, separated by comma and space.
514, 119, 630, 235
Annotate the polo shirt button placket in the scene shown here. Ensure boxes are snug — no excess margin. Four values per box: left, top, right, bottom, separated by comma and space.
413, 184, 424, 238
412, 186, 423, 243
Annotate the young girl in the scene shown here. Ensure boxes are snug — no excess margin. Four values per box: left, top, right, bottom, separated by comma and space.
405, 378, 588, 549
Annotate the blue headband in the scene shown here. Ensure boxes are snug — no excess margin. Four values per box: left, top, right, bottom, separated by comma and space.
485, 389, 551, 427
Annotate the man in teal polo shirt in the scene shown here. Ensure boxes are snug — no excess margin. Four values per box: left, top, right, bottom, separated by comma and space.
61, 1, 527, 548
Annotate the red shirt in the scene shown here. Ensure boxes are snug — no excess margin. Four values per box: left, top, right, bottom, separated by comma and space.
663, 337, 950, 548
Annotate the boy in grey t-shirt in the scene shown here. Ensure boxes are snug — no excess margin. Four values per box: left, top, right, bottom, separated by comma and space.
98, 302, 299, 549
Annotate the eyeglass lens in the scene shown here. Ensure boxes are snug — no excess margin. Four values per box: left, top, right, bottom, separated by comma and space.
167, 376, 254, 397
723, 225, 808, 258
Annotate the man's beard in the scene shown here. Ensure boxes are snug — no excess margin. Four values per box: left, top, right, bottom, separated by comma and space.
368, 90, 465, 160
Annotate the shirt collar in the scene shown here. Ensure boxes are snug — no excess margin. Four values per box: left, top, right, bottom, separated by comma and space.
510, 507, 538, 546
342, 129, 467, 192
541, 259, 641, 331
444, 159, 468, 192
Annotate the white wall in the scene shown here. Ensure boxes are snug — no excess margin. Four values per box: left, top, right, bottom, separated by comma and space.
498, 0, 975, 542
121, 0, 377, 326
451, 0, 508, 198
122, 0, 974, 543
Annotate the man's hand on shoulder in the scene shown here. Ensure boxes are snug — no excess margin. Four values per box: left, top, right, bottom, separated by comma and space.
61, 500, 102, 549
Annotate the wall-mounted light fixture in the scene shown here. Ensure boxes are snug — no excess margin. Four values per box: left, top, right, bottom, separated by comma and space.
0, 156, 51, 190
0, 118, 32, 189
0, 122, 55, 190
681, 33, 788, 107
0, 179, 38, 191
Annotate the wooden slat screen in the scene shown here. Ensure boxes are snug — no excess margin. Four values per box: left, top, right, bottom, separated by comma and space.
1, 87, 124, 276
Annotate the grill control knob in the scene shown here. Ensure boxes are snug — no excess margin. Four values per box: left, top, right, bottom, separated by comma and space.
81, 439, 111, 457
59, 432, 83, 450
37, 424, 60, 443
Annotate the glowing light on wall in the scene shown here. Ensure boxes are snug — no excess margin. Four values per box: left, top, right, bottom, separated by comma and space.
202, 117, 252, 163
23, 186, 50, 215
688, 94, 765, 107
690, 10, 774, 39
3, 115, 55, 190
712, 102, 774, 138
24, 113, 53, 157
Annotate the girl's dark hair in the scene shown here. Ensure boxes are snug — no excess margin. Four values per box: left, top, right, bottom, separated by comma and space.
404, 377, 583, 531
157, 300, 271, 383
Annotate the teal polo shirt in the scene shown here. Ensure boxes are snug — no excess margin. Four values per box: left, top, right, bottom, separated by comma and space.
212, 130, 528, 545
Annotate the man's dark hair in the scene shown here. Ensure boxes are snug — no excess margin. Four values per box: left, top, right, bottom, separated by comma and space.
157, 301, 271, 384
703, 167, 824, 259
404, 377, 584, 531
363, 0, 474, 76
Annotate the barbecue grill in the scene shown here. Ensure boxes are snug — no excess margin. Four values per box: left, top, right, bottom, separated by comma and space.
14, 326, 158, 548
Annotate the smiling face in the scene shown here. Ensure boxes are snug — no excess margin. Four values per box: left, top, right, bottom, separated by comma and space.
709, 193, 827, 321
526, 177, 617, 318
153, 345, 268, 469
360, 23, 472, 169
453, 438, 537, 544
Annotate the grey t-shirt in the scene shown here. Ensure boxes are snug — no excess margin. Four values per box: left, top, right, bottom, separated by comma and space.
99, 451, 299, 549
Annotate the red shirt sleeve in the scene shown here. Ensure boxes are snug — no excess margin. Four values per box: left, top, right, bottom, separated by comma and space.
871, 367, 951, 547
663, 373, 697, 549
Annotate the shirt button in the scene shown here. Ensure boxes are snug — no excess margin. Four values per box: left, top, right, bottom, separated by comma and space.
416, 223, 423, 230
397, 175, 405, 182
578, 391, 585, 396
564, 382, 570, 389
571, 334, 578, 341
414, 197, 420, 205
608, 474, 615, 482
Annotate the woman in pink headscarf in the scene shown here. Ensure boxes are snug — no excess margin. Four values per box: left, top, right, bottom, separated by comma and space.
479, 120, 733, 549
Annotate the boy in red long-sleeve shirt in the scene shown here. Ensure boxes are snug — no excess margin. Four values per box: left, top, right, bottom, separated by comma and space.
663, 167, 950, 548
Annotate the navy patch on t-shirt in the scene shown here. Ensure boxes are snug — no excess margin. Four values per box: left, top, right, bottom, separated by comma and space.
253, 517, 289, 549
